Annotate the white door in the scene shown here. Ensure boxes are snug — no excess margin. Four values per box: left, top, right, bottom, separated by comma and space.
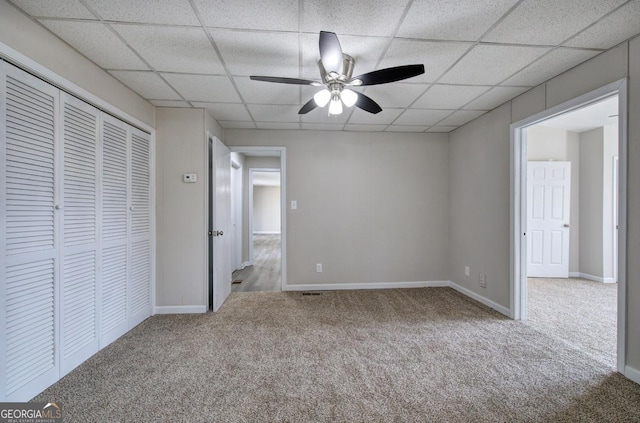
230, 161, 243, 271
527, 161, 571, 278
212, 136, 231, 311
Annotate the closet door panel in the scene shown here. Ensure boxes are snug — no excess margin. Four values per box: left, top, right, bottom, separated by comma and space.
129, 129, 151, 327
1, 62, 60, 402
100, 114, 129, 346
59, 94, 100, 376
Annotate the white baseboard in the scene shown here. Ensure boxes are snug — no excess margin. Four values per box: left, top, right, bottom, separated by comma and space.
572, 272, 616, 283
448, 281, 510, 317
625, 365, 640, 385
154, 305, 207, 314
284, 281, 450, 291
253, 231, 281, 235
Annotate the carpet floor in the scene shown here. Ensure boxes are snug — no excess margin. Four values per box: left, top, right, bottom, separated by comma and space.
34, 288, 640, 422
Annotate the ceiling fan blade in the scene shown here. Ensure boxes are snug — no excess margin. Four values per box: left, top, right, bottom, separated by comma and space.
355, 92, 382, 114
319, 31, 343, 74
349, 64, 425, 86
298, 98, 318, 114
250, 75, 320, 85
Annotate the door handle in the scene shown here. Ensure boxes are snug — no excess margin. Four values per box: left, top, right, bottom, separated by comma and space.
210, 230, 224, 237
564, 224, 570, 228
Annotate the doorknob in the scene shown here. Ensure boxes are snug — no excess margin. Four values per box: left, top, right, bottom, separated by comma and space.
216, 230, 224, 236
564, 224, 570, 228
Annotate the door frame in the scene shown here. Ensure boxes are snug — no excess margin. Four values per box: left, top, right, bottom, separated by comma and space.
509, 79, 628, 374
248, 168, 281, 265
229, 146, 287, 290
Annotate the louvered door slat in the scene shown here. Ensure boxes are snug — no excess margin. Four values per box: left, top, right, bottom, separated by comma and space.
131, 132, 150, 237
1, 63, 60, 402
130, 240, 150, 319
59, 94, 100, 376
101, 244, 128, 345
102, 120, 128, 242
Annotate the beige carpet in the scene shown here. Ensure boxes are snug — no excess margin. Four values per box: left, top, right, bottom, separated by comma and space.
527, 277, 617, 368
34, 288, 640, 422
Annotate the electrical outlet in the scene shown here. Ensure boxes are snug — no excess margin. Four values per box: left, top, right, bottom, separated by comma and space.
465, 266, 470, 277
479, 273, 487, 288
316, 263, 322, 273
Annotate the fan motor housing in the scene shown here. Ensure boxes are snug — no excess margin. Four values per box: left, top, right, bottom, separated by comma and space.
318, 54, 355, 84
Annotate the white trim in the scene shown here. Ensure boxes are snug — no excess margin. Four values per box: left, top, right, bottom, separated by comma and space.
253, 231, 281, 235
448, 282, 511, 317
625, 366, 640, 385
569, 272, 617, 283
154, 306, 207, 314
285, 281, 450, 291
241, 261, 251, 269
510, 79, 628, 374
0, 41, 153, 133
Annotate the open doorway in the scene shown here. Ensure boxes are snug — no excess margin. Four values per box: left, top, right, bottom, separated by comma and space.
524, 96, 619, 367
228, 147, 286, 292
511, 80, 627, 373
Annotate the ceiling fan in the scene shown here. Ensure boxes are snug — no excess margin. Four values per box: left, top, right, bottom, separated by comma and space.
250, 31, 425, 116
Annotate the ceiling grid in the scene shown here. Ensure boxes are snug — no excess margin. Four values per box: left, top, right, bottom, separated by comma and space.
11, 0, 639, 133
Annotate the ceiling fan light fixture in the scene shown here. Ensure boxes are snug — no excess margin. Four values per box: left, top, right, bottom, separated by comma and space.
329, 95, 343, 115
341, 89, 357, 107
314, 89, 331, 107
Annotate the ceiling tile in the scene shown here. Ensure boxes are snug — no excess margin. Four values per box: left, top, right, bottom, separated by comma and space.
413, 84, 490, 109
398, 0, 519, 41
348, 108, 403, 125
393, 109, 453, 125
109, 71, 181, 100
386, 125, 430, 132
301, 0, 411, 36
151, 100, 192, 107
235, 77, 300, 105
40, 20, 148, 70
439, 44, 549, 85
301, 123, 344, 131
484, 0, 626, 45
463, 86, 529, 110
426, 126, 458, 133
113, 25, 225, 74
84, 0, 199, 25
564, 1, 640, 50
11, 0, 94, 18
194, 0, 298, 31
212, 30, 299, 77
300, 33, 389, 80
438, 110, 486, 126
191, 102, 252, 121
162, 74, 241, 102
219, 121, 256, 129
300, 107, 350, 124
360, 83, 428, 108
502, 48, 599, 87
256, 122, 301, 130
248, 105, 301, 122
344, 124, 388, 132
378, 40, 470, 83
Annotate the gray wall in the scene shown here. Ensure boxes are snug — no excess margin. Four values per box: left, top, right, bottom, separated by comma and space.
580, 128, 604, 277
156, 108, 222, 308
253, 186, 281, 233
0, 1, 154, 126
527, 126, 581, 273
449, 38, 640, 375
224, 131, 450, 286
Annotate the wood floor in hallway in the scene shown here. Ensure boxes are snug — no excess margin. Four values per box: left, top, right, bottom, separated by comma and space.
232, 234, 281, 292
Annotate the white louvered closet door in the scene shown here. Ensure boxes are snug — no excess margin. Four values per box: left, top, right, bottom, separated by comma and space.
129, 128, 151, 328
59, 93, 100, 376
0, 62, 61, 401
100, 114, 129, 347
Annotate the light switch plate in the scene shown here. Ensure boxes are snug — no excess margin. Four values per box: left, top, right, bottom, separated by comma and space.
291, 200, 297, 210
183, 173, 197, 183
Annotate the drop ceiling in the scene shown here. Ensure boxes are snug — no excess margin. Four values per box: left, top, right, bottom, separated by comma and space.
9, 0, 640, 133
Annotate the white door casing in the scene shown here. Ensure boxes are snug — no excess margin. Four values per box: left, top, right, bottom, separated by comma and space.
230, 160, 243, 271
212, 136, 231, 312
527, 161, 571, 278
